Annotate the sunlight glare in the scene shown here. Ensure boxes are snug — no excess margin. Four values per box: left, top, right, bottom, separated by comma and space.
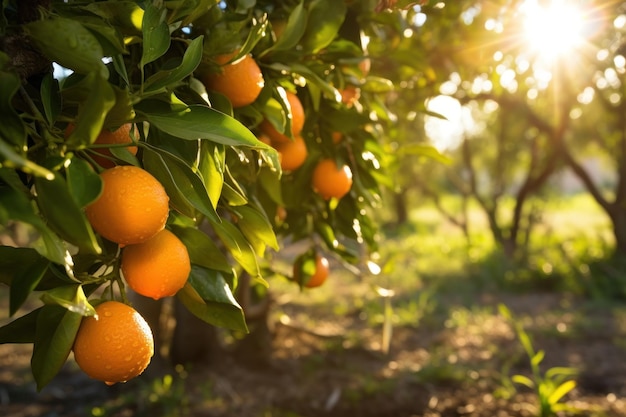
522, 0, 586, 60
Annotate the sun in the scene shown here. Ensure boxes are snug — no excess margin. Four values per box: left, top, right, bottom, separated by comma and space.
521, 0, 586, 61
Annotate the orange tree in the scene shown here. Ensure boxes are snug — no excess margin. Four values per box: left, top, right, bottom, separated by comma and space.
0, 0, 405, 388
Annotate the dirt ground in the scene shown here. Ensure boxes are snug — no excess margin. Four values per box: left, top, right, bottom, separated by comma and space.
1, 290, 625, 417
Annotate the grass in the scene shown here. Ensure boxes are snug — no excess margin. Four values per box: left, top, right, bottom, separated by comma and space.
379, 193, 616, 297
3, 193, 624, 416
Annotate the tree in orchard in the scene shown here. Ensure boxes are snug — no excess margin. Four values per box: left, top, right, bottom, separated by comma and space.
0, 0, 403, 388
386, 1, 625, 265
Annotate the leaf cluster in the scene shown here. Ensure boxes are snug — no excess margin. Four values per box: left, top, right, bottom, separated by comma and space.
0, 0, 398, 388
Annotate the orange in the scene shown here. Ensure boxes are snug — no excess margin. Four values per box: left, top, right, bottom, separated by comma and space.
121, 229, 191, 300
275, 205, 287, 223
260, 91, 305, 144
339, 85, 361, 108
73, 301, 154, 385
67, 123, 138, 168
306, 255, 330, 288
274, 135, 307, 172
201, 52, 264, 108
331, 132, 343, 144
85, 165, 169, 246
358, 57, 371, 77
312, 158, 353, 200
293, 255, 329, 288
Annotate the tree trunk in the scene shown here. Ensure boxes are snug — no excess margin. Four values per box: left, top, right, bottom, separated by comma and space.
609, 207, 626, 258
231, 271, 274, 369
170, 299, 222, 367
129, 291, 222, 373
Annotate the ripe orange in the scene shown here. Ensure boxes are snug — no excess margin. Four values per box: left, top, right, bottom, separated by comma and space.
260, 91, 305, 144
274, 135, 307, 172
294, 255, 330, 288
339, 85, 361, 108
358, 57, 371, 77
73, 301, 154, 385
85, 165, 169, 246
201, 52, 264, 108
121, 229, 191, 300
275, 205, 287, 223
307, 255, 330, 288
66, 123, 138, 168
312, 158, 353, 200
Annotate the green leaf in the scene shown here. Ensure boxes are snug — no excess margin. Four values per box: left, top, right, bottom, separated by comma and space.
212, 220, 259, 276
221, 182, 248, 206
142, 145, 219, 222
137, 101, 270, 148
0, 247, 45, 286
82, 20, 127, 56
531, 349, 545, 368
112, 54, 131, 87
34, 172, 102, 255
0, 141, 54, 179
511, 374, 535, 389
170, 225, 232, 273
0, 186, 67, 265
141, 1, 171, 68
288, 63, 340, 100
144, 36, 204, 92
398, 143, 451, 164
265, 1, 307, 54
233, 204, 279, 255
40, 73, 62, 126
173, 0, 219, 26
24, 17, 108, 77
299, 0, 346, 53
362, 76, 395, 93
547, 380, 576, 404
0, 308, 41, 344
82, 1, 144, 34
545, 366, 579, 380
237, 13, 269, 57
31, 304, 83, 390
198, 141, 225, 210
0, 52, 26, 147
10, 257, 49, 316
258, 167, 283, 205
177, 266, 248, 332
223, 166, 249, 205
518, 327, 535, 359
40, 285, 97, 317
65, 157, 103, 208
104, 86, 136, 127
64, 73, 116, 148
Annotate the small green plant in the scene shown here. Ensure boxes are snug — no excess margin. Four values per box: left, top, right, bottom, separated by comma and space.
89, 369, 189, 417
499, 304, 579, 417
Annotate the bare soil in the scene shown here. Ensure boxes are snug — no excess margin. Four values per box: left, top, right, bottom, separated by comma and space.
1, 290, 625, 417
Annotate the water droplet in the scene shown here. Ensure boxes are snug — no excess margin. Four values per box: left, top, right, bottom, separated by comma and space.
125, 355, 132, 362
104, 336, 111, 342
104, 311, 112, 317
105, 364, 112, 370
